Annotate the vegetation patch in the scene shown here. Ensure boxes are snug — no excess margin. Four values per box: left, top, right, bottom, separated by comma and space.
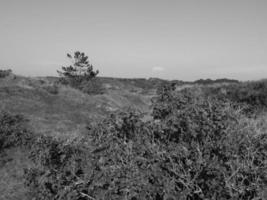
1, 67, 267, 199
202, 80, 267, 114
23, 85, 267, 200
0, 112, 33, 151
0, 69, 12, 78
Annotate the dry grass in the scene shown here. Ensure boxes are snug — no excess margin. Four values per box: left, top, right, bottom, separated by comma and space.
0, 76, 155, 138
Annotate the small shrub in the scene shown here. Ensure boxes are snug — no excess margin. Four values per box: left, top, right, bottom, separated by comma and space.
77, 78, 104, 95
0, 112, 32, 150
151, 82, 177, 120
43, 84, 59, 95
0, 69, 12, 78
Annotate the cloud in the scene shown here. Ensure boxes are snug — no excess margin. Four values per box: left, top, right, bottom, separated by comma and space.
152, 66, 165, 72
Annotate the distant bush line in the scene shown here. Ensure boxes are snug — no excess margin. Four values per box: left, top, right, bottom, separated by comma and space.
194, 78, 239, 85
203, 80, 267, 114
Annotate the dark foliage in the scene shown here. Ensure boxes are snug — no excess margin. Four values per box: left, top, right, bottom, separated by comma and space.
225, 80, 267, 109
58, 51, 99, 80
0, 69, 12, 78
151, 82, 179, 120
151, 85, 267, 199
201, 80, 267, 114
24, 135, 87, 199
0, 112, 32, 151
194, 78, 239, 85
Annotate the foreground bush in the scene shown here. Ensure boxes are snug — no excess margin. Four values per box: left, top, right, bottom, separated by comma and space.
24, 135, 86, 199
24, 97, 267, 200
151, 86, 267, 199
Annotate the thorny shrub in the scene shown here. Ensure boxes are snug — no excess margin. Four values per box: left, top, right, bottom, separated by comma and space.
24, 85, 267, 200
151, 85, 267, 199
24, 135, 88, 200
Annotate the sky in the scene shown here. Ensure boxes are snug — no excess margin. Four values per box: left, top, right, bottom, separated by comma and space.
0, 0, 267, 81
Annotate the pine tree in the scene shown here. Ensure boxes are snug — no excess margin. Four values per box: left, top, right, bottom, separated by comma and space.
58, 51, 99, 84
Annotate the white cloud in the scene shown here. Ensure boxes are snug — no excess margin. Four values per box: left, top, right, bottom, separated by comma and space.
152, 66, 165, 72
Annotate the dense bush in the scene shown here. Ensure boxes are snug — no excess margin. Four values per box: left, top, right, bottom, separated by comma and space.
25, 112, 159, 200
0, 112, 32, 151
24, 86, 267, 200
0, 69, 12, 78
200, 80, 267, 114
151, 82, 177, 120
225, 80, 267, 109
24, 135, 87, 199
75, 77, 104, 95
151, 85, 267, 199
